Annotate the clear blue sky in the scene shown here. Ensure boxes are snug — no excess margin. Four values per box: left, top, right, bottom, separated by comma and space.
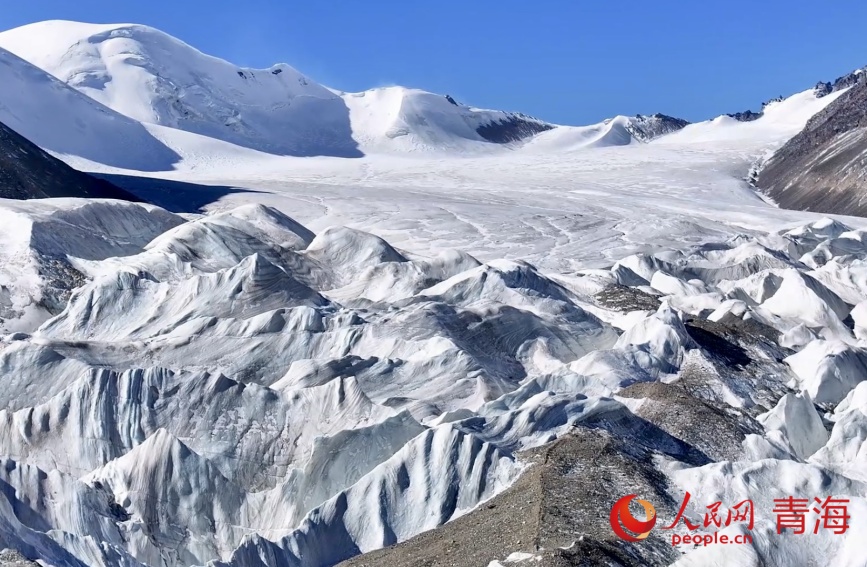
2, 0, 866, 125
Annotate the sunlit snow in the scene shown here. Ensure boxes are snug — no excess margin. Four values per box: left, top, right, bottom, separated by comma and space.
0, 19, 865, 567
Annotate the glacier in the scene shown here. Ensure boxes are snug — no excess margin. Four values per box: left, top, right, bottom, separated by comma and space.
0, 18, 866, 567
0, 199, 866, 567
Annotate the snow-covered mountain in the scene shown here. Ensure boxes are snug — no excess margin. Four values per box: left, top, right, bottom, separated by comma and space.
0, 20, 368, 158
0, 21, 347, 154
341, 86, 555, 152
0, 21, 553, 157
626, 113, 691, 142
0, 20, 689, 162
3, 16, 867, 567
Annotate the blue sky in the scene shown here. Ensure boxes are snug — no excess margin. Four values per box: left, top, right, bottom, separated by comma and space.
3, 0, 866, 125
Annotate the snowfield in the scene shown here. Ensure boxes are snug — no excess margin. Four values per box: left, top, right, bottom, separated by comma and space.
1, 18, 867, 567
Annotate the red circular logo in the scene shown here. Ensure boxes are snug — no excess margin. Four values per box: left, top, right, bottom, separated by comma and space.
610, 494, 657, 541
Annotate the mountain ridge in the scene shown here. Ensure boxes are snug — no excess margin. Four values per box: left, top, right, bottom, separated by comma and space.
0, 19, 693, 161
757, 70, 867, 215
0, 43, 181, 170
1, 19, 863, 168
0, 119, 139, 200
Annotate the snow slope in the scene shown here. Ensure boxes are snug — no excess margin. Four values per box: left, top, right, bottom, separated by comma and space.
341, 86, 553, 153
757, 73, 867, 216
110, 83, 842, 283
0, 46, 178, 170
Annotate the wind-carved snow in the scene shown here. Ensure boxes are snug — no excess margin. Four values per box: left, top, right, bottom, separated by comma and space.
0, 194, 865, 567
0, 199, 182, 333
0, 202, 613, 566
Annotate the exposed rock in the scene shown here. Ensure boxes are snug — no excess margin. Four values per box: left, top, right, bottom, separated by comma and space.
0, 549, 39, 567
626, 114, 690, 142
757, 72, 867, 215
726, 110, 762, 122
595, 285, 661, 312
815, 67, 866, 98
476, 113, 555, 144
338, 431, 682, 567
727, 95, 785, 122
618, 381, 755, 462
34, 253, 89, 314
814, 81, 833, 98
338, 298, 802, 567
0, 120, 140, 200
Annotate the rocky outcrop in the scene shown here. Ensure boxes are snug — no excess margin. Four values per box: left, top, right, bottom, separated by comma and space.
814, 67, 866, 98
727, 110, 762, 122
0, 120, 139, 200
626, 113, 690, 141
476, 113, 555, 143
338, 431, 683, 567
0, 550, 39, 567
726, 95, 785, 123
757, 72, 867, 215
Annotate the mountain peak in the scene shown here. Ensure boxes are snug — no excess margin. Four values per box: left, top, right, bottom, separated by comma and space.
0, 19, 361, 157
0, 20, 561, 157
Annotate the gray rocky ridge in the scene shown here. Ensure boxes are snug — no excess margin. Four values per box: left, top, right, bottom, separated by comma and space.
758, 70, 867, 215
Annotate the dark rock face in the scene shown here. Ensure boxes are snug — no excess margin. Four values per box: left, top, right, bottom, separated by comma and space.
727, 109, 762, 122
727, 96, 784, 122
757, 73, 867, 216
595, 284, 661, 312
815, 81, 834, 98
626, 113, 690, 142
0, 120, 139, 201
476, 111, 688, 145
815, 67, 866, 98
476, 113, 555, 143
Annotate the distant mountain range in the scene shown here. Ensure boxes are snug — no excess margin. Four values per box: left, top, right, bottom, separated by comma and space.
0, 19, 699, 169
0, 18, 865, 216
